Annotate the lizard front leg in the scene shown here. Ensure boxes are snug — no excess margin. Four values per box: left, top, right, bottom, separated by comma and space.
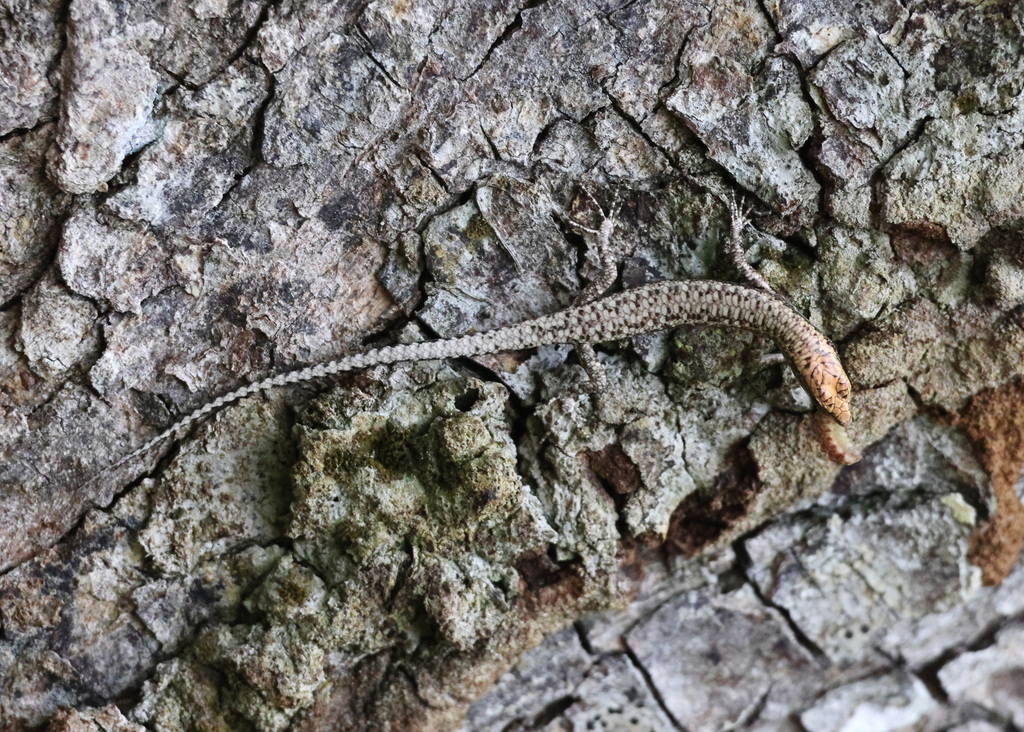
565, 185, 626, 393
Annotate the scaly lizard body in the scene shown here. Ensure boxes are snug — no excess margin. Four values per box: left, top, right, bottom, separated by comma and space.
107, 194, 857, 475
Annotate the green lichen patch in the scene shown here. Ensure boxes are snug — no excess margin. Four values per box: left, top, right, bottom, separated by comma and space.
882, 109, 1024, 251
818, 227, 911, 337
288, 372, 558, 651
130, 369, 572, 731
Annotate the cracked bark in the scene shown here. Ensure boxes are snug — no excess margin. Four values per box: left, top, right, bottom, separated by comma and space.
2, 0, 1024, 730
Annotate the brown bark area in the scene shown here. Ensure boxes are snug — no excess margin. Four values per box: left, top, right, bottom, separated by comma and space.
958, 380, 1024, 586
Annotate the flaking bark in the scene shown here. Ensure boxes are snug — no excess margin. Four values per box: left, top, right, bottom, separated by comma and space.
2, 0, 1024, 729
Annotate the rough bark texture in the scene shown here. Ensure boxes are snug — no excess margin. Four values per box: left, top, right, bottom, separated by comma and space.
2, 0, 1024, 730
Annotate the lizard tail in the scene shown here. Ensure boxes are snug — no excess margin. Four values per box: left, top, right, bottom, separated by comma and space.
109, 326, 540, 473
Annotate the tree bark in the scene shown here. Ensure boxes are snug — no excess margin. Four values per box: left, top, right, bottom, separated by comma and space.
2, 0, 1024, 729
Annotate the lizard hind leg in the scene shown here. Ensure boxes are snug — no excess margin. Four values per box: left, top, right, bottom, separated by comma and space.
570, 342, 609, 394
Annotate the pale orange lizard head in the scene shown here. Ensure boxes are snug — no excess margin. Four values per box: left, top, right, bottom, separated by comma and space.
804, 355, 853, 426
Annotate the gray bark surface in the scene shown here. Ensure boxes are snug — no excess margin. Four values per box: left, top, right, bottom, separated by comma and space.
1, 0, 1024, 729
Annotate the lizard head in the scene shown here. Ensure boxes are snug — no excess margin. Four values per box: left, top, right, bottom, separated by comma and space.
803, 349, 853, 426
